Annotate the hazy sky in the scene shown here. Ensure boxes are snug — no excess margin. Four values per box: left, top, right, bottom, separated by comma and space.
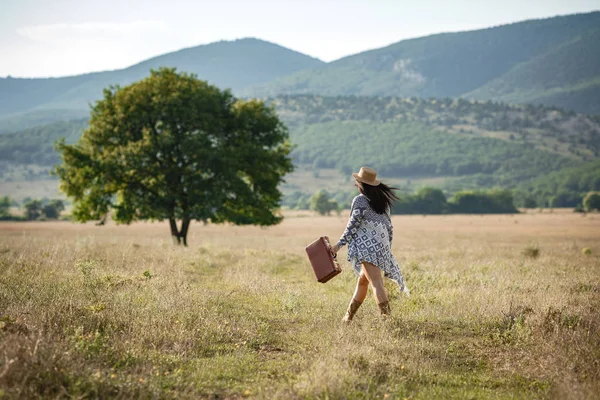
1, 0, 598, 78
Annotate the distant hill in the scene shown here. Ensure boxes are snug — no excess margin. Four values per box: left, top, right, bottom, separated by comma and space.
0, 109, 89, 134
2, 11, 600, 130
2, 95, 599, 207
0, 38, 324, 117
2, 11, 600, 128
271, 95, 599, 183
466, 27, 600, 114
0, 118, 87, 166
0, 118, 88, 184
248, 12, 600, 114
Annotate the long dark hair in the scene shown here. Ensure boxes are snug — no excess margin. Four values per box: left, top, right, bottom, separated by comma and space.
356, 180, 399, 214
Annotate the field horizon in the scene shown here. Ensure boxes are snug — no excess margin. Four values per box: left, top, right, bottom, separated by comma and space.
1, 211, 599, 398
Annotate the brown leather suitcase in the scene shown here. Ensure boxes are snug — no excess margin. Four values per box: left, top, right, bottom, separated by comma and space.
305, 236, 342, 283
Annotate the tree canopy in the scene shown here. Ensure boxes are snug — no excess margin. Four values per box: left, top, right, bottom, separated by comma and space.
0, 196, 10, 217
309, 190, 339, 216
55, 68, 293, 245
583, 192, 600, 211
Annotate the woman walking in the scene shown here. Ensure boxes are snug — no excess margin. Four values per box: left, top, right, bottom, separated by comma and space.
331, 167, 409, 322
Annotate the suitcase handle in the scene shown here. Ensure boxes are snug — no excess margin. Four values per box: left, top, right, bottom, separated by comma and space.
322, 236, 337, 260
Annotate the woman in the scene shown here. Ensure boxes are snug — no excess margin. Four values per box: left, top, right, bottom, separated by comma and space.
331, 167, 409, 322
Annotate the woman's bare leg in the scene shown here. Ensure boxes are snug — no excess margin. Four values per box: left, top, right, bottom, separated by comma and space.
352, 272, 370, 303
361, 262, 389, 304
342, 273, 369, 322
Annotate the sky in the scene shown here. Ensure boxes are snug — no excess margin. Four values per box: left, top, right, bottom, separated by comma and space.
1, 0, 599, 78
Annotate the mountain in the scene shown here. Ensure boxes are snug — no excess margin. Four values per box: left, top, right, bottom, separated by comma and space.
247, 12, 600, 114
0, 38, 324, 117
466, 27, 600, 114
0, 109, 90, 134
1, 12, 599, 126
2, 95, 599, 207
0, 118, 88, 166
0, 118, 88, 184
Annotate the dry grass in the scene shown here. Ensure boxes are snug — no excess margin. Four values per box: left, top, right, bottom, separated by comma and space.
1, 211, 599, 399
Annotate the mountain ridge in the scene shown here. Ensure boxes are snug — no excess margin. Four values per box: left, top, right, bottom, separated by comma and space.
1, 94, 598, 208
1, 11, 599, 125
248, 11, 600, 109
0, 38, 324, 116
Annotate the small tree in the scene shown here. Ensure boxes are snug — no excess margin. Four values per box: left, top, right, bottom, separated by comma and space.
51, 199, 65, 213
0, 196, 10, 217
549, 191, 581, 208
450, 190, 518, 214
310, 190, 338, 215
42, 200, 65, 219
55, 68, 293, 245
523, 197, 537, 209
415, 187, 447, 214
295, 196, 310, 210
24, 200, 42, 220
583, 191, 600, 211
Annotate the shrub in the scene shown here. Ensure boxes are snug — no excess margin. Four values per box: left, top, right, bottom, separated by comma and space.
295, 196, 310, 210
310, 190, 338, 216
391, 187, 447, 215
550, 191, 583, 208
0, 196, 10, 217
583, 191, 600, 211
42, 203, 62, 219
414, 187, 447, 214
523, 197, 537, 208
449, 190, 518, 214
24, 200, 42, 220
522, 244, 540, 258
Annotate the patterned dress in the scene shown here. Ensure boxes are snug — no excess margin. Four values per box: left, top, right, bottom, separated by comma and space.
336, 194, 409, 293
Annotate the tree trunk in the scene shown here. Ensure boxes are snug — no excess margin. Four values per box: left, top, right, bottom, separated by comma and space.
181, 217, 191, 247
169, 218, 191, 246
169, 218, 181, 245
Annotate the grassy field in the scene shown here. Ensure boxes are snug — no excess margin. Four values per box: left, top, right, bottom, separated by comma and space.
0, 179, 64, 204
1, 211, 599, 399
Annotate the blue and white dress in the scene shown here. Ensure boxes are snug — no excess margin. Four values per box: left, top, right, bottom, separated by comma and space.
336, 194, 409, 293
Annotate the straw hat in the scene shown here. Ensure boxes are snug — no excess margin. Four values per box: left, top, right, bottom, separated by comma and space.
352, 166, 380, 186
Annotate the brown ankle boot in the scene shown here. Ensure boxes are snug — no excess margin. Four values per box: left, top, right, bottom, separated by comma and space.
342, 299, 362, 323
378, 301, 391, 316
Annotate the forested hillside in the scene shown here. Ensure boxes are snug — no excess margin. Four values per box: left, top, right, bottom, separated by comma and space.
273, 95, 600, 163
466, 28, 600, 114
0, 119, 88, 183
273, 95, 600, 206
0, 109, 89, 134
249, 12, 600, 114
516, 160, 600, 207
0, 119, 87, 166
1, 95, 598, 207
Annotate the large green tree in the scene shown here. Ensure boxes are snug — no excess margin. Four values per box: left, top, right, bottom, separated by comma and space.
55, 68, 293, 245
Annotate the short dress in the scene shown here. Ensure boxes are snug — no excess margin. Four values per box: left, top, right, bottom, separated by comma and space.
336, 194, 409, 294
